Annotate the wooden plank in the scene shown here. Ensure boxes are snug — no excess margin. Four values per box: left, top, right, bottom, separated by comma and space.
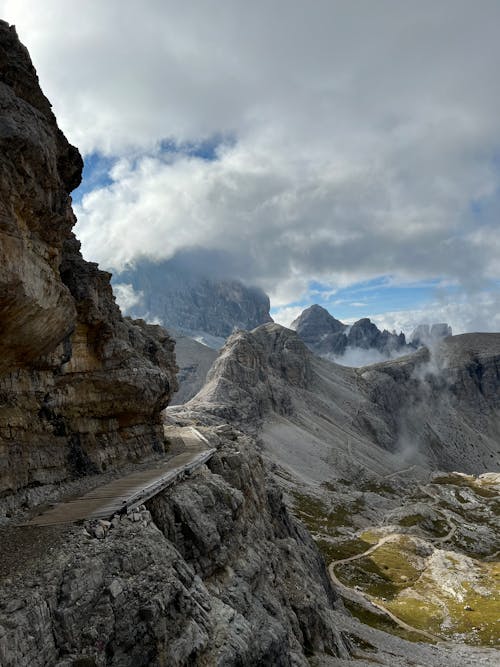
21, 441, 216, 526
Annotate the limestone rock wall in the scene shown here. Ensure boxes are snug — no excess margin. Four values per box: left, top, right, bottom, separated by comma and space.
0, 432, 350, 666
190, 323, 312, 424
0, 21, 177, 500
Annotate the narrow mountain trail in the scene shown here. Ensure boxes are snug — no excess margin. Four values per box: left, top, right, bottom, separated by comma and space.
23, 427, 214, 526
328, 537, 442, 643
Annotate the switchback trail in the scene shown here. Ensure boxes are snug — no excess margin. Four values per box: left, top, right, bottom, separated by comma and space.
328, 537, 442, 643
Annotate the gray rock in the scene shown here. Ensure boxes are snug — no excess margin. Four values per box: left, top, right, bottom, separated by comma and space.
108, 580, 123, 599
170, 332, 219, 405
117, 258, 273, 339
0, 434, 347, 666
291, 305, 408, 360
0, 20, 178, 503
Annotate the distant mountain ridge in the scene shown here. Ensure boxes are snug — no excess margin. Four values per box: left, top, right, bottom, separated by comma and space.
291, 304, 451, 362
116, 260, 273, 341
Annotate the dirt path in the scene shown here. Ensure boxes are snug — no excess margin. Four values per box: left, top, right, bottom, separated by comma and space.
328, 537, 442, 643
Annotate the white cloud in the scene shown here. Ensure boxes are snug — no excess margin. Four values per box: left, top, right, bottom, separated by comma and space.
112, 283, 143, 313
2, 1, 500, 327
368, 292, 500, 336
271, 305, 305, 328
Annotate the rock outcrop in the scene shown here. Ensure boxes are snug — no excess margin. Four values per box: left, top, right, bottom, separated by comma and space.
0, 21, 177, 501
290, 305, 347, 354
0, 428, 351, 666
291, 304, 451, 364
115, 258, 273, 341
347, 317, 406, 353
189, 323, 312, 424
291, 305, 407, 360
188, 323, 500, 474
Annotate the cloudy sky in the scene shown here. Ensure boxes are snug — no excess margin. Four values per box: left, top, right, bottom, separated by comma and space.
2, 0, 500, 332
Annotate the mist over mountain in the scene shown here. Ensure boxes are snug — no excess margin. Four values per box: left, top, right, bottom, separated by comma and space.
180, 323, 500, 654
114, 257, 273, 342
291, 304, 452, 366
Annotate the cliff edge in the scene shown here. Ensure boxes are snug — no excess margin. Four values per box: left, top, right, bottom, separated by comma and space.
0, 21, 178, 501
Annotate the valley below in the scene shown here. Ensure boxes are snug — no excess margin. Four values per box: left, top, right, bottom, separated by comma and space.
287, 466, 499, 648
182, 323, 500, 664
0, 17, 498, 667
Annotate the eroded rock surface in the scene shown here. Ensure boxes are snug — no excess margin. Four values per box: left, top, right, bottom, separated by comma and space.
190, 324, 312, 424
0, 21, 177, 501
189, 323, 500, 474
0, 430, 350, 666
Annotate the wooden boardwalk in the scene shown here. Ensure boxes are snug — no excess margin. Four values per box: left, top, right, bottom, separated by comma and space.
23, 427, 215, 527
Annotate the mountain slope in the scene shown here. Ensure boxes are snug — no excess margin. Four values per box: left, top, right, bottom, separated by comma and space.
188, 323, 500, 477
170, 331, 218, 405
183, 323, 500, 652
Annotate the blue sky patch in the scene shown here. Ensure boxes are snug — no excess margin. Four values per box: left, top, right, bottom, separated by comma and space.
271, 276, 461, 326
72, 152, 116, 204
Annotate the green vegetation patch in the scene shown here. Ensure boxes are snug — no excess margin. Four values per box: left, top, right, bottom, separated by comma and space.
358, 480, 398, 496
290, 490, 364, 535
385, 561, 500, 646
433, 473, 499, 499
359, 529, 382, 545
398, 512, 449, 538
336, 536, 422, 599
399, 513, 424, 527
342, 598, 430, 644
316, 537, 370, 563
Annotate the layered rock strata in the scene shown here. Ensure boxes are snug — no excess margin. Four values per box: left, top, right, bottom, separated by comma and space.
0, 21, 177, 501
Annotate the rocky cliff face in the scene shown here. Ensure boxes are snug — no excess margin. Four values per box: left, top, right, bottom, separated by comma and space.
190, 324, 312, 424
0, 25, 354, 667
0, 428, 350, 666
0, 21, 177, 501
116, 259, 273, 341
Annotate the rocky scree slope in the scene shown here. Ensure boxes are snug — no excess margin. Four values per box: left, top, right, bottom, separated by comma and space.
190, 324, 500, 475
170, 330, 218, 405
0, 21, 178, 505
